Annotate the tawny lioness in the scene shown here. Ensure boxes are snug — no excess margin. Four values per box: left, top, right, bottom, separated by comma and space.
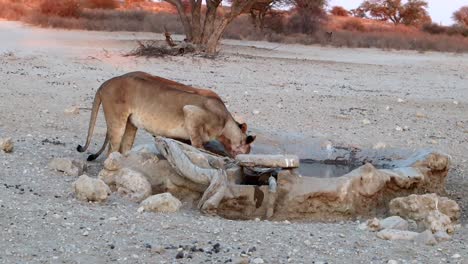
77, 71, 255, 161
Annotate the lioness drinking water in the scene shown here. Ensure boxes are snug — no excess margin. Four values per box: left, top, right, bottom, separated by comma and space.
77, 71, 255, 161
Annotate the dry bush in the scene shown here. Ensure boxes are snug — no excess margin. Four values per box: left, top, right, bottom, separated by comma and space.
25, 8, 183, 33
82, 0, 119, 9
0, 0, 28, 20
39, 0, 81, 17
126, 40, 195, 57
341, 18, 366, 32
330, 6, 349, 17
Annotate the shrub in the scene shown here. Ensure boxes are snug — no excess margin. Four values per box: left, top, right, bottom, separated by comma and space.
330, 6, 349, 17
39, 0, 80, 17
342, 18, 365, 32
82, 0, 119, 9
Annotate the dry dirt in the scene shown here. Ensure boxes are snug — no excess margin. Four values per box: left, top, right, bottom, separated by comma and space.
1, 21, 467, 263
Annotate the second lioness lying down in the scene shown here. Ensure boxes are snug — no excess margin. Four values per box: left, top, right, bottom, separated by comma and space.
77, 71, 256, 160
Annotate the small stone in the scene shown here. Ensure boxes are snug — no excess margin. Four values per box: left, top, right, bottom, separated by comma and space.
387, 260, 398, 264
304, 240, 311, 246
73, 175, 111, 202
283, 220, 291, 224
414, 230, 437, 245
367, 218, 381, 232
453, 101, 459, 105
0, 138, 14, 153
376, 229, 419, 241
254, 218, 260, 222
138, 193, 182, 213
373, 142, 387, 149
451, 254, 461, 259
252, 110, 260, 115
380, 216, 408, 230
175, 251, 184, 259
362, 119, 371, 125
385, 106, 392, 110
415, 112, 427, 118
397, 98, 405, 103
64, 106, 80, 115
49, 158, 86, 177
82, 231, 89, 236
252, 258, 264, 264
395, 126, 403, 131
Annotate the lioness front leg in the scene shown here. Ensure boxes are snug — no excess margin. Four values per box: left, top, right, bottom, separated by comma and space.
183, 105, 207, 149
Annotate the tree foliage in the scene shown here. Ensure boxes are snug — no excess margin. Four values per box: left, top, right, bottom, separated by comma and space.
285, 0, 327, 34
356, 0, 431, 26
453, 6, 468, 26
330, 6, 349, 16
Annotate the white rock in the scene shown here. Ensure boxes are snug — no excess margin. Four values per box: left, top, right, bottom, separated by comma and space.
115, 168, 152, 202
367, 218, 381, 231
373, 142, 387, 149
451, 254, 461, 259
64, 106, 79, 115
72, 175, 111, 202
397, 98, 405, 103
434, 231, 451, 242
376, 229, 419, 241
252, 109, 260, 115
138, 193, 181, 213
362, 119, 371, 125
380, 216, 408, 230
387, 260, 398, 264
395, 126, 403, 131
453, 101, 459, 105
252, 258, 264, 264
304, 240, 311, 246
414, 230, 437, 245
49, 158, 86, 176
0, 137, 14, 153
103, 152, 123, 171
423, 210, 453, 234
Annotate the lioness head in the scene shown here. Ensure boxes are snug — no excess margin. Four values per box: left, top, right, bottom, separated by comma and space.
219, 123, 256, 157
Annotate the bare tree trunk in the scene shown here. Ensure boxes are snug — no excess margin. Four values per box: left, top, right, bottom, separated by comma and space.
206, 18, 230, 55
191, 0, 203, 44
165, 0, 193, 41
201, 0, 222, 44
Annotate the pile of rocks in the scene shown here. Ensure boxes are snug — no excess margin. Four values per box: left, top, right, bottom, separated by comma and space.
360, 193, 460, 245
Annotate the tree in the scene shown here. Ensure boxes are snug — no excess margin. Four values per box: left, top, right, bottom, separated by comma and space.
162, 0, 261, 55
357, 0, 430, 26
453, 6, 468, 26
330, 6, 349, 16
287, 0, 327, 34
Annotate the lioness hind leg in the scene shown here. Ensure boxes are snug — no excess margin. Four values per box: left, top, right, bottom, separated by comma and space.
119, 118, 138, 154
107, 117, 129, 154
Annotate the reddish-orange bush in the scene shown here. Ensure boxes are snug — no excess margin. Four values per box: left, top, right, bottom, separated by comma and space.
82, 0, 119, 9
342, 18, 365, 31
330, 6, 349, 17
39, 0, 80, 17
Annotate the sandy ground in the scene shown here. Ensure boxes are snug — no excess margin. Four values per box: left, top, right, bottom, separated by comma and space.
1, 21, 468, 263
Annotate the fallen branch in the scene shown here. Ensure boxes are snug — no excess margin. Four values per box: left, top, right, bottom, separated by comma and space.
154, 137, 227, 214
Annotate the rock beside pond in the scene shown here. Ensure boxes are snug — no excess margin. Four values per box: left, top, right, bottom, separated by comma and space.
49, 157, 86, 176
138, 193, 181, 213
389, 193, 460, 222
0, 137, 14, 153
235, 154, 299, 168
414, 230, 437, 245
115, 168, 152, 202
389, 193, 459, 234
380, 216, 409, 231
73, 175, 110, 202
104, 152, 123, 171
376, 229, 419, 241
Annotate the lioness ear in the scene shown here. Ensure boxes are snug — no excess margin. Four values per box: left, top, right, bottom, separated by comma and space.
246, 135, 256, 144
238, 123, 247, 133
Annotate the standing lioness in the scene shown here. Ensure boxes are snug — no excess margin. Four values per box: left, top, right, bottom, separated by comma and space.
77, 71, 255, 161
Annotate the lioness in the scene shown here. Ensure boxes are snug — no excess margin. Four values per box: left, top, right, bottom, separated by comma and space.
77, 71, 255, 161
